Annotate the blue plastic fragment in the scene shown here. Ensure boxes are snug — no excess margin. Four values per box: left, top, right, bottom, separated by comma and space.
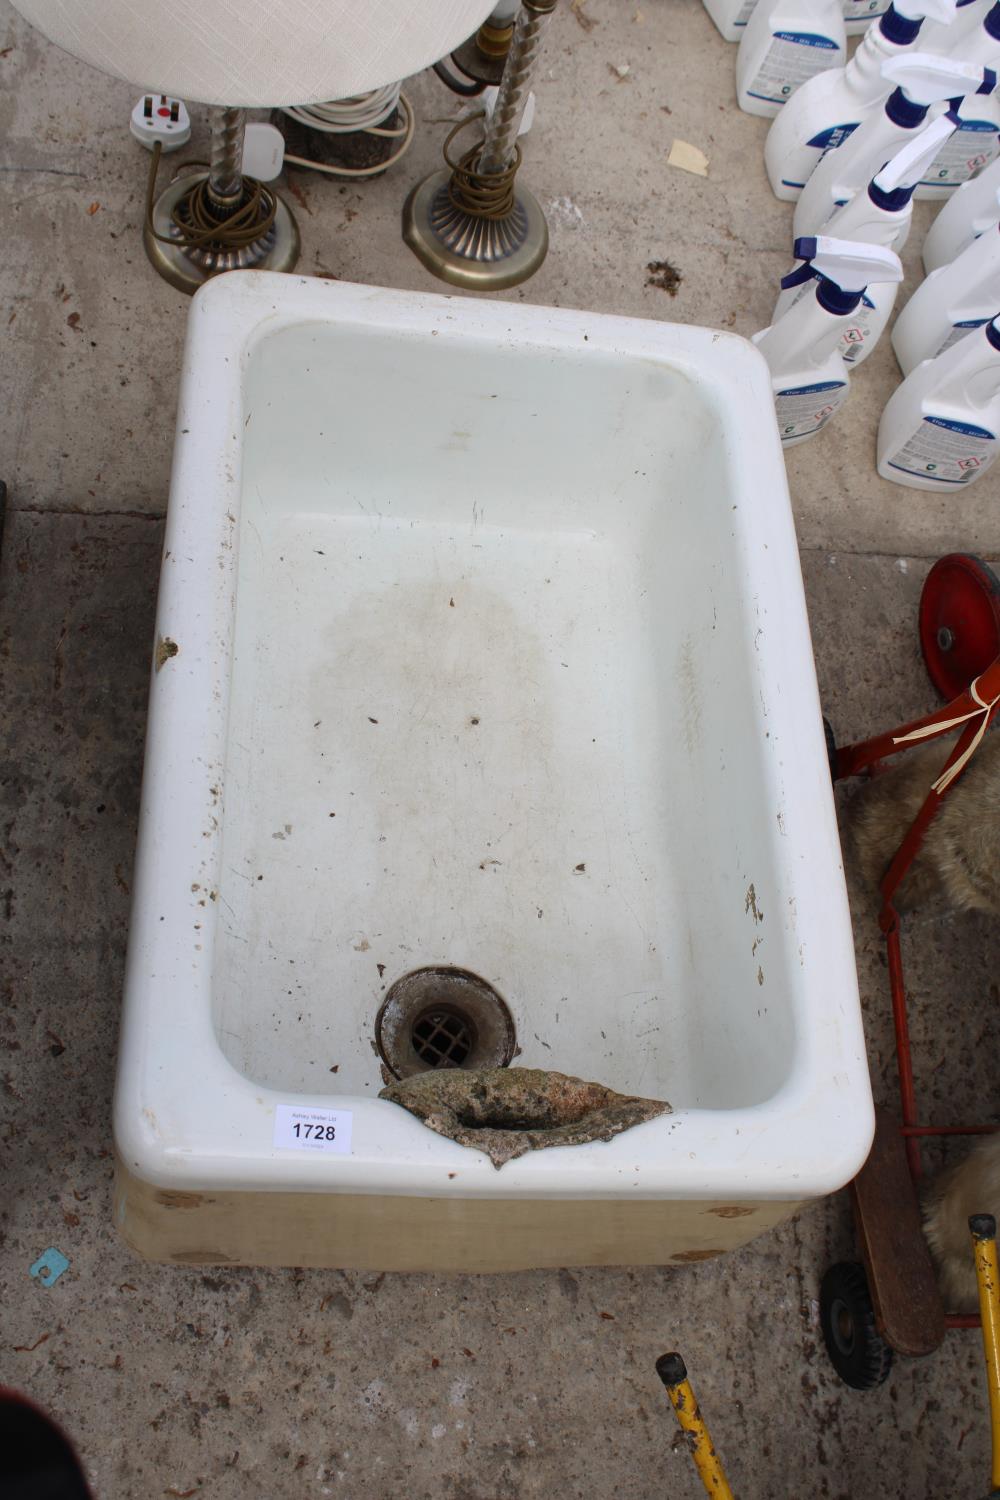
29, 1248, 70, 1286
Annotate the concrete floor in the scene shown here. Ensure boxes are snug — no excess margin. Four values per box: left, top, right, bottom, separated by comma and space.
1, 0, 999, 1495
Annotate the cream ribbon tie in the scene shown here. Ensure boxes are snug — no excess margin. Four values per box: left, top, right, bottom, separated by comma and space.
892, 673, 1000, 794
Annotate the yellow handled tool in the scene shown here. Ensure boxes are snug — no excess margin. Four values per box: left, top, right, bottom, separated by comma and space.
970, 1214, 1000, 1496
656, 1352, 735, 1499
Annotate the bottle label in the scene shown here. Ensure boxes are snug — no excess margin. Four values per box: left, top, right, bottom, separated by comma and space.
746, 33, 841, 106
841, 0, 886, 18
839, 295, 877, 365
777, 121, 860, 188
885, 415, 997, 484
734, 0, 757, 25
919, 122, 1000, 189
779, 294, 876, 366
774, 378, 848, 440
806, 121, 860, 154
934, 318, 992, 359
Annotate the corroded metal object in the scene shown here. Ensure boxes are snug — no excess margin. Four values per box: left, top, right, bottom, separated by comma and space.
380, 1066, 671, 1169
375, 967, 517, 1081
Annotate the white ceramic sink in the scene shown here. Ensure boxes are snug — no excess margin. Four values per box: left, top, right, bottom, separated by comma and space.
114, 271, 872, 1269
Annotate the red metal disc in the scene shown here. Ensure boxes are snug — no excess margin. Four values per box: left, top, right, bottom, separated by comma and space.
918, 553, 1000, 700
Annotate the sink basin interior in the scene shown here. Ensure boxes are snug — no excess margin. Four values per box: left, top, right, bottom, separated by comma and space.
211, 319, 797, 1110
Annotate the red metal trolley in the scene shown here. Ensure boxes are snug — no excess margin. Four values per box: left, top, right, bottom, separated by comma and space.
820, 554, 1000, 1389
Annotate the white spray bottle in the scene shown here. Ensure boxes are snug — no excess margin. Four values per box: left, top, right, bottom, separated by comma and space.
922, 152, 1000, 268
892, 217, 1000, 370
878, 314, 1000, 486
703, 0, 760, 42
753, 237, 903, 444
763, 0, 957, 199
914, 3, 1000, 194
923, 0, 1000, 45
919, 0, 992, 48
844, 0, 891, 37
771, 114, 957, 365
736, 0, 847, 117
792, 52, 987, 236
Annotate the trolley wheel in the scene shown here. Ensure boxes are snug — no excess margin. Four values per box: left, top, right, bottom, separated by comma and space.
919, 553, 1000, 701
819, 1261, 893, 1390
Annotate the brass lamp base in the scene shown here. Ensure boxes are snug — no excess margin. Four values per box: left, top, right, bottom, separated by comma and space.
402, 168, 548, 292
143, 171, 300, 296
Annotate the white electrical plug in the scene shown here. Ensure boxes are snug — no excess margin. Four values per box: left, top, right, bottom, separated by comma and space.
242, 123, 285, 182
130, 94, 192, 151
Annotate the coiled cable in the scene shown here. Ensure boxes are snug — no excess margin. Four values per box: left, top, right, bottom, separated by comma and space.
144, 141, 277, 252
281, 84, 414, 178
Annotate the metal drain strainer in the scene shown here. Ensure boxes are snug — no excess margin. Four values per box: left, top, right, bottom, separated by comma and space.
375, 966, 516, 1081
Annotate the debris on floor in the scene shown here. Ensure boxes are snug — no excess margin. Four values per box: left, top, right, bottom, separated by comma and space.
29, 1249, 70, 1287
646, 258, 683, 295
570, 0, 597, 31
667, 138, 710, 177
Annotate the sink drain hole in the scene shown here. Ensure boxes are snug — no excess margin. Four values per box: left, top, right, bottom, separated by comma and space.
412, 1007, 475, 1069
375, 966, 516, 1081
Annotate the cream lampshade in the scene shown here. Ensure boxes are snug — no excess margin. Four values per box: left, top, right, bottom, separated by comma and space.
8, 0, 496, 292
6, 1, 497, 106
